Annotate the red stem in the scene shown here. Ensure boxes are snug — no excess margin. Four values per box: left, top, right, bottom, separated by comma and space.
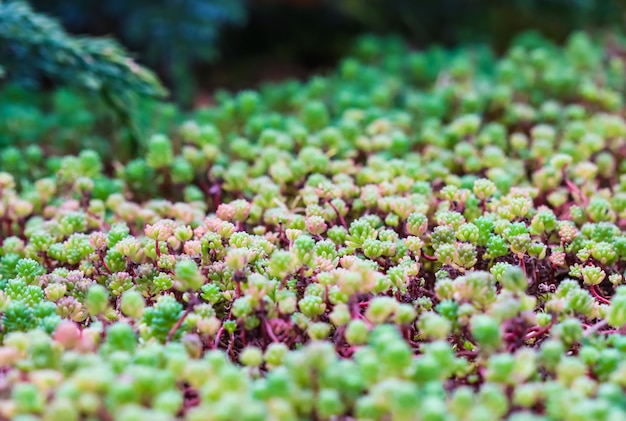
264, 319, 280, 343
214, 326, 224, 349
100, 254, 112, 274
227, 332, 235, 359
155, 239, 161, 259
524, 320, 554, 341
562, 165, 589, 207
584, 320, 609, 336
590, 284, 611, 305
167, 307, 192, 342
327, 200, 347, 229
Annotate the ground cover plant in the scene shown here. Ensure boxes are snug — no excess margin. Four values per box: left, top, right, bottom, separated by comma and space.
4, 30, 626, 420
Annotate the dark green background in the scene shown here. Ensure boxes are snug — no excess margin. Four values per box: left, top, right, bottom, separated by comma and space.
25, 0, 626, 100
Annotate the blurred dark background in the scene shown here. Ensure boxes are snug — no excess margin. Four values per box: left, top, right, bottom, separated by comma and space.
30, 0, 626, 105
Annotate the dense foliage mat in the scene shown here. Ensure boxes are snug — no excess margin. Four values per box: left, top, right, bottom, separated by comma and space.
3, 32, 626, 420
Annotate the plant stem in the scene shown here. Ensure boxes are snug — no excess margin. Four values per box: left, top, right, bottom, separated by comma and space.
327, 199, 347, 229
584, 320, 609, 337
590, 284, 611, 305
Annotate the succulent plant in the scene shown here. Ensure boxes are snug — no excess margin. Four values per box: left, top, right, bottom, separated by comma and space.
3, 30, 626, 420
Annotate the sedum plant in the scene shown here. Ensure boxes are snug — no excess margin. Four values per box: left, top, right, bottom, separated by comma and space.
4, 30, 626, 420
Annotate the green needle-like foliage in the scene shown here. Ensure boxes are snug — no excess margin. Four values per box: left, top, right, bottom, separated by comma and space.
0, 1, 166, 97
0, 0, 167, 154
